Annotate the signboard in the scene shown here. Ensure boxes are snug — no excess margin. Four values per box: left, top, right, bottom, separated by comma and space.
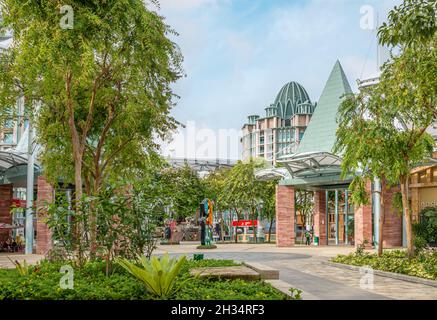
232, 220, 258, 227
420, 187, 437, 210
11, 199, 26, 208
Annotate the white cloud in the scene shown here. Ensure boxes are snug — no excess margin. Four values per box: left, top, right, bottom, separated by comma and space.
158, 0, 404, 160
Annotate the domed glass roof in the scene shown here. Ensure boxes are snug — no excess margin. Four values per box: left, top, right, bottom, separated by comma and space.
274, 81, 311, 118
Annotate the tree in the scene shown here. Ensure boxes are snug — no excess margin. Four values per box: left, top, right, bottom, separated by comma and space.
335, 89, 403, 255
335, 0, 436, 257
0, 1, 183, 256
203, 168, 231, 242
259, 181, 277, 243
159, 165, 205, 221
219, 159, 264, 243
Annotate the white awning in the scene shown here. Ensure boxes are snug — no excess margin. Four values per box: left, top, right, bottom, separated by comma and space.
254, 167, 290, 181
277, 151, 342, 177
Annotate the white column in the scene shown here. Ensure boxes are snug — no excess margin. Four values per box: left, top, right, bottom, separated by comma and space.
25, 117, 34, 254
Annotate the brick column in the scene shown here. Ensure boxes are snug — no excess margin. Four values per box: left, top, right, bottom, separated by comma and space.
382, 184, 402, 248
36, 176, 54, 255
0, 184, 13, 240
313, 190, 327, 245
275, 185, 295, 247
354, 180, 373, 248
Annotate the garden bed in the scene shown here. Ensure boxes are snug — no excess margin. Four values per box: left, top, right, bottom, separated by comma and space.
332, 250, 437, 281
0, 259, 290, 300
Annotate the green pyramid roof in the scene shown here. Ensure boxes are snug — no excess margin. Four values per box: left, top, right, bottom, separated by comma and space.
295, 60, 352, 154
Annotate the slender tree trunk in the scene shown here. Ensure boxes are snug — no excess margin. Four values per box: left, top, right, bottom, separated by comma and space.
89, 178, 100, 259
400, 177, 414, 258
378, 188, 385, 257
66, 70, 86, 265
220, 211, 225, 243
268, 217, 273, 243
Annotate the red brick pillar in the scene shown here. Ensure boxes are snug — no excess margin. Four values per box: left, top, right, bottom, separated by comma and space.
313, 190, 327, 245
275, 185, 295, 247
0, 184, 13, 240
36, 176, 54, 255
354, 180, 373, 249
382, 184, 402, 248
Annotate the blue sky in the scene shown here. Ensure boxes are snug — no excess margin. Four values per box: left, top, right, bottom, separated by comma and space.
158, 0, 402, 160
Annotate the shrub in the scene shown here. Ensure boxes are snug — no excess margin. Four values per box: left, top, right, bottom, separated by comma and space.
196, 245, 217, 249
116, 254, 187, 299
333, 249, 437, 280
413, 207, 437, 248
0, 258, 289, 300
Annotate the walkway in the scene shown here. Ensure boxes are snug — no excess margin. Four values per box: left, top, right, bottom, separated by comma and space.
155, 243, 437, 300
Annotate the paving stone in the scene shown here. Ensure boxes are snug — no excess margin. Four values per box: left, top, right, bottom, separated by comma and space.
190, 266, 261, 280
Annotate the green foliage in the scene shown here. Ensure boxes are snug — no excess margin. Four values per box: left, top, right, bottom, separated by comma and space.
289, 288, 303, 300
45, 180, 164, 269
219, 159, 265, 219
116, 254, 187, 299
158, 165, 206, 220
0, 261, 151, 300
196, 245, 217, 249
334, 0, 436, 257
0, 0, 183, 187
7, 258, 30, 276
355, 240, 368, 256
333, 250, 437, 280
0, 259, 288, 300
378, 0, 436, 47
413, 206, 437, 248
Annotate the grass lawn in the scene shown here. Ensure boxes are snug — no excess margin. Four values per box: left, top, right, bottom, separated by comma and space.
332, 249, 437, 280
0, 258, 289, 300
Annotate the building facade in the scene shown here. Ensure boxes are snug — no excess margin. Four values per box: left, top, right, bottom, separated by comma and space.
241, 82, 316, 165
256, 60, 437, 248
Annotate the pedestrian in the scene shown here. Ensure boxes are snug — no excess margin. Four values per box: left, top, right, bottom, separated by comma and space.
305, 229, 311, 246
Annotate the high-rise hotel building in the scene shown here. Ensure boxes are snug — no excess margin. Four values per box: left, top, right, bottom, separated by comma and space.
241, 81, 317, 165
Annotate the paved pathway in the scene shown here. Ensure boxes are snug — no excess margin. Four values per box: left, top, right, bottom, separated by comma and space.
156, 243, 437, 300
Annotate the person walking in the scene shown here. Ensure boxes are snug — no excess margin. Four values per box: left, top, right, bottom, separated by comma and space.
305, 229, 311, 246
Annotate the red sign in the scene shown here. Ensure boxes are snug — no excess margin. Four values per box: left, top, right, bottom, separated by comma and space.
11, 199, 26, 208
232, 220, 258, 227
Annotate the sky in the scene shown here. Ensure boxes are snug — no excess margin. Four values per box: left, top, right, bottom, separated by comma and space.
157, 0, 403, 160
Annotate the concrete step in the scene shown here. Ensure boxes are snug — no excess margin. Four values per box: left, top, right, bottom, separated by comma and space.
244, 262, 280, 279
190, 266, 261, 280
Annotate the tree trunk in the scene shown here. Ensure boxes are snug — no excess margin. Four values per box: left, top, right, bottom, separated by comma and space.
400, 177, 414, 258
268, 217, 273, 243
89, 179, 100, 259
378, 188, 385, 257
66, 70, 85, 265
220, 211, 225, 243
